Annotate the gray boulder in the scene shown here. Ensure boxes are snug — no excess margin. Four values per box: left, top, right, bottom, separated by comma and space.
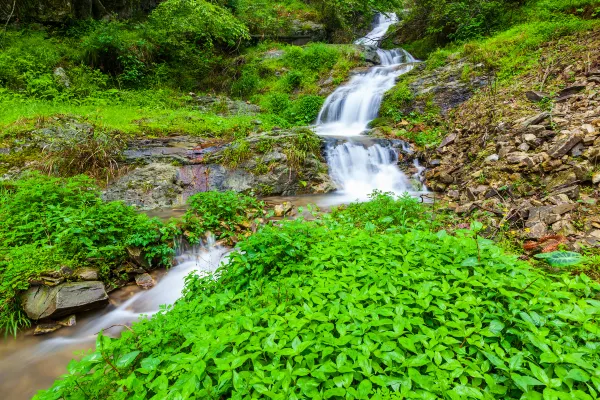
22, 281, 109, 320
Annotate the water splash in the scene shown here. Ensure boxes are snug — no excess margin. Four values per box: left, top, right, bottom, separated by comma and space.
325, 141, 418, 202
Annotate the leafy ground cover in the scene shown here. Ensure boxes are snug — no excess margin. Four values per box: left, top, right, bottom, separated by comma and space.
35, 193, 600, 399
0, 174, 266, 336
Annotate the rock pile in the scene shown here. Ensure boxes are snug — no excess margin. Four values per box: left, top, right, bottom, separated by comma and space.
426, 70, 600, 247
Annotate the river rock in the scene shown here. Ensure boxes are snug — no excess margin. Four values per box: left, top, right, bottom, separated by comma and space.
34, 323, 62, 336
21, 281, 109, 320
274, 202, 293, 217
135, 273, 155, 290
74, 267, 99, 281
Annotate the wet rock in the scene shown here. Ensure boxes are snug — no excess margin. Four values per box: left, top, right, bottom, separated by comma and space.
274, 202, 293, 217
75, 267, 99, 281
58, 315, 76, 327
525, 91, 548, 102
34, 323, 62, 336
22, 281, 109, 320
548, 135, 583, 158
362, 46, 381, 64
135, 273, 155, 290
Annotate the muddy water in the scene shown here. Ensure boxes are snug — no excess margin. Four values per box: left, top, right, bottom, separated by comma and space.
0, 247, 228, 399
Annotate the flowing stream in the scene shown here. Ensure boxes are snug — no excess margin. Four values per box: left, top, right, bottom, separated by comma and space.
0, 13, 427, 398
316, 13, 426, 203
0, 244, 229, 399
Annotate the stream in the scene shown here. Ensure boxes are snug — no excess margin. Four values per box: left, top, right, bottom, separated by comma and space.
0, 13, 426, 398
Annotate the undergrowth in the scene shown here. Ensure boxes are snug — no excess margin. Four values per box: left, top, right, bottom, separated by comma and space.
0, 174, 264, 336
35, 192, 600, 399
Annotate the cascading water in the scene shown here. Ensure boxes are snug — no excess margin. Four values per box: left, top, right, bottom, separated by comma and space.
315, 13, 426, 201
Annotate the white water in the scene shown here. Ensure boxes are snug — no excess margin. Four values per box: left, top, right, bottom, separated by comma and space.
355, 13, 399, 46
316, 13, 426, 202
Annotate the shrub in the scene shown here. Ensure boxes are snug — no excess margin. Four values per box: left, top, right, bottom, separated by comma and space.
179, 191, 265, 243
285, 95, 325, 125
0, 174, 174, 335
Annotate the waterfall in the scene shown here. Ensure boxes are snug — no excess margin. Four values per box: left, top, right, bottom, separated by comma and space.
316, 13, 426, 201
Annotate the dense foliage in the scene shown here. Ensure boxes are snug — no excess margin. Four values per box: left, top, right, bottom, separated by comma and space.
36, 194, 600, 399
0, 174, 266, 336
389, 0, 600, 58
180, 191, 265, 244
0, 174, 174, 335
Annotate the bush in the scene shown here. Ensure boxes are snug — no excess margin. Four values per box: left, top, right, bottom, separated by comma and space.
285, 95, 325, 125
36, 194, 600, 399
179, 191, 265, 243
0, 174, 174, 335
40, 127, 126, 183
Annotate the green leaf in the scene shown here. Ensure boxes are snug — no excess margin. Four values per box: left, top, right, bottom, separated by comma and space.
565, 368, 590, 382
488, 320, 505, 335
534, 251, 583, 267
511, 374, 544, 392
116, 351, 141, 369
140, 357, 161, 372
357, 379, 372, 399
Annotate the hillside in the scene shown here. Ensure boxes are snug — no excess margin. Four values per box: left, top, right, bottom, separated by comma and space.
1, 0, 600, 399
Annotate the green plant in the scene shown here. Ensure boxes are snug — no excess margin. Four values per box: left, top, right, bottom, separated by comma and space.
180, 191, 265, 243
40, 127, 126, 183
0, 174, 174, 334
35, 193, 600, 399
535, 251, 585, 267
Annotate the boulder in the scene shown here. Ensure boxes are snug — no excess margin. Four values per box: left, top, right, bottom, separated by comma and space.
22, 281, 109, 320
135, 273, 155, 290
